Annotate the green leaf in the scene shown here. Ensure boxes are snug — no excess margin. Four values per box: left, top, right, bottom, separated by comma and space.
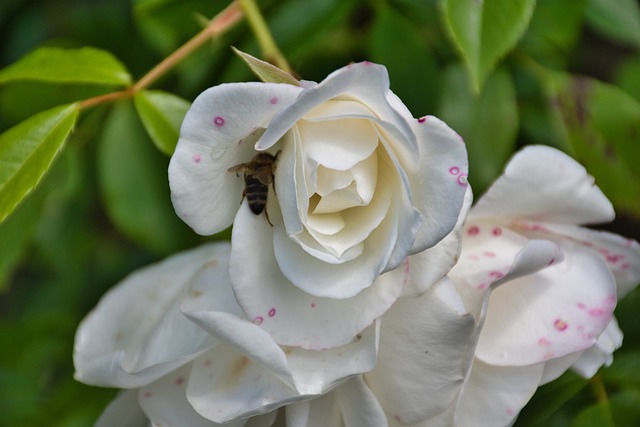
543, 70, 640, 217
232, 48, 300, 86
0, 47, 132, 86
134, 90, 191, 156
615, 56, 640, 103
369, 3, 441, 115
571, 401, 615, 427
98, 101, 197, 255
586, 0, 640, 49
440, 0, 536, 91
438, 64, 518, 193
0, 104, 79, 224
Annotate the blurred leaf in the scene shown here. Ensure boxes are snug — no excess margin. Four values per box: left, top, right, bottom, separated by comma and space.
515, 371, 588, 427
98, 101, 196, 254
0, 104, 79, 224
232, 48, 300, 86
585, 0, 640, 49
0, 47, 131, 86
543, 70, 640, 217
571, 401, 615, 427
520, 0, 587, 67
438, 64, 518, 193
440, 0, 536, 91
134, 90, 191, 156
369, 3, 441, 115
615, 56, 640, 103
601, 349, 640, 387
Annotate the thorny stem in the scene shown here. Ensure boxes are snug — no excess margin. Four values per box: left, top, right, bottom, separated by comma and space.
78, 1, 244, 110
238, 0, 292, 74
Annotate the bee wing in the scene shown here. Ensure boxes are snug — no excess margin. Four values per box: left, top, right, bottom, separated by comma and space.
227, 163, 248, 173
254, 167, 274, 185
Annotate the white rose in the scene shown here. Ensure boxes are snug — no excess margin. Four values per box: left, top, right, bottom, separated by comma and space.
169, 61, 468, 350
351, 146, 639, 427
74, 243, 382, 425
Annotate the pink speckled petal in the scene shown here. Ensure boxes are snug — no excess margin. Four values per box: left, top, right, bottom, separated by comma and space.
520, 223, 640, 299
475, 245, 617, 366
404, 187, 472, 297
229, 205, 406, 350
470, 145, 614, 225
138, 364, 241, 427
95, 390, 147, 427
74, 244, 227, 388
455, 360, 543, 427
571, 317, 623, 379
365, 278, 476, 425
407, 115, 469, 254
185, 347, 299, 423
169, 83, 301, 235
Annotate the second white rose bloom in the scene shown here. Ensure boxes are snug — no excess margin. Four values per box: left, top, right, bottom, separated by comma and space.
169, 61, 468, 349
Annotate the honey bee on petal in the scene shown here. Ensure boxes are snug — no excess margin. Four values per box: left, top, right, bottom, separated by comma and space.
228, 151, 280, 226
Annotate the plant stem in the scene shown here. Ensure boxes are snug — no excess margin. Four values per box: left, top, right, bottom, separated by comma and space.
238, 0, 291, 74
79, 1, 244, 110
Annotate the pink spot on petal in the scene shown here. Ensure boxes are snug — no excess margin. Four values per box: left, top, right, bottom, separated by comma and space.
270, 97, 279, 105
268, 308, 276, 317
548, 257, 556, 265
492, 227, 502, 236
213, 116, 225, 127
204, 359, 212, 367
457, 174, 468, 186
253, 316, 264, 325
588, 308, 605, 317
483, 251, 496, 258
449, 166, 460, 175
543, 352, 555, 360
506, 409, 514, 416
538, 337, 551, 346
192, 153, 202, 163
488, 271, 504, 279
311, 303, 316, 308
143, 391, 152, 398
621, 263, 631, 270
468, 225, 480, 236
554, 319, 568, 331
477, 283, 487, 290
175, 377, 185, 386
417, 116, 427, 123
577, 302, 586, 309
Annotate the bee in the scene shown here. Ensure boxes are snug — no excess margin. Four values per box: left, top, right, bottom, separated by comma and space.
227, 151, 280, 226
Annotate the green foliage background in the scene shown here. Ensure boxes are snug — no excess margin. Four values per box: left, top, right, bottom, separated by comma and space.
0, 0, 639, 425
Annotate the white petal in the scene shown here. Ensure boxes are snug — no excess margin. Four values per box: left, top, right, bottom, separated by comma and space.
365, 278, 476, 424
74, 244, 226, 388
169, 83, 301, 235
95, 390, 148, 427
515, 222, 640, 298
286, 322, 379, 395
403, 187, 471, 297
138, 364, 238, 427
256, 62, 416, 167
186, 346, 300, 423
455, 360, 543, 427
475, 245, 617, 366
230, 206, 406, 349
470, 145, 615, 225
408, 115, 469, 253
539, 352, 581, 385
572, 317, 623, 378
335, 376, 387, 426
286, 394, 343, 427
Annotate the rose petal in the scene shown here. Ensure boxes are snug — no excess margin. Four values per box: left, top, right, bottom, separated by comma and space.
230, 206, 406, 349
365, 278, 476, 424
169, 83, 301, 235
185, 347, 299, 423
455, 360, 543, 427
256, 62, 417, 169
74, 244, 225, 387
470, 145, 614, 226
95, 390, 148, 427
138, 365, 239, 427
516, 222, 640, 298
286, 323, 379, 395
286, 394, 343, 427
475, 245, 617, 366
539, 352, 581, 385
335, 376, 387, 425
572, 317, 623, 378
403, 187, 471, 297
408, 115, 469, 254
